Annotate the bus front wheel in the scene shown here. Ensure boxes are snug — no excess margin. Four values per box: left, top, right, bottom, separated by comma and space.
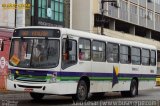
72, 80, 88, 101
121, 79, 138, 97
30, 92, 45, 100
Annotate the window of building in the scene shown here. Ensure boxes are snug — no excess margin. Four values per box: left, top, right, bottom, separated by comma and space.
106, 43, 119, 63
147, 10, 153, 20
130, 4, 137, 15
155, 0, 160, 5
120, 45, 131, 64
150, 50, 156, 66
155, 13, 160, 24
121, 1, 128, 11
131, 47, 141, 65
79, 38, 91, 61
62, 39, 77, 69
142, 49, 150, 65
33, 0, 64, 22
148, 0, 153, 3
139, 7, 146, 18
32, 0, 34, 16
110, 0, 120, 8
41, 0, 46, 18
92, 41, 106, 62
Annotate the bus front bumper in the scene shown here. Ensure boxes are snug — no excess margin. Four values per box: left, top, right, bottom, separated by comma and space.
7, 79, 78, 95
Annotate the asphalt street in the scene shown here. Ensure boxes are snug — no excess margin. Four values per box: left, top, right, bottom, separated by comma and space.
1, 87, 160, 106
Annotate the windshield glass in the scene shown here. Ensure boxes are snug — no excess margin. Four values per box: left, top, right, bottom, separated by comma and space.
9, 38, 59, 68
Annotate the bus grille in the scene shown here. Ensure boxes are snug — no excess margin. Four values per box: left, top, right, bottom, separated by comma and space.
18, 84, 43, 89
16, 77, 47, 82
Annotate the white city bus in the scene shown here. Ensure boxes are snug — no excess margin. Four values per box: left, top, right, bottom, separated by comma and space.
7, 27, 157, 101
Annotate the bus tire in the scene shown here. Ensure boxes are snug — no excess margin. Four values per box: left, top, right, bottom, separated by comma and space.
72, 80, 88, 101
30, 92, 44, 100
129, 79, 138, 97
121, 79, 138, 97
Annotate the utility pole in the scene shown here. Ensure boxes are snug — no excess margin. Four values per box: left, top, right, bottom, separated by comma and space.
15, 0, 17, 28
101, 0, 116, 35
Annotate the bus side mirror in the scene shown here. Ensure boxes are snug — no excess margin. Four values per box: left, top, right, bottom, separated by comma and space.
65, 39, 72, 51
0, 40, 4, 51
68, 41, 72, 51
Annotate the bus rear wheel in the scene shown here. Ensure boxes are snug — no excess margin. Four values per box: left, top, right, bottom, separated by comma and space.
121, 79, 138, 97
72, 80, 88, 101
30, 92, 45, 100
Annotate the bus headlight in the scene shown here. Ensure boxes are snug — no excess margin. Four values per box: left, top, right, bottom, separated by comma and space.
8, 70, 14, 81
47, 73, 57, 83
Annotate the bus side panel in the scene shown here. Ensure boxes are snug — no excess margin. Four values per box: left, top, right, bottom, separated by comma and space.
90, 62, 122, 93
139, 65, 156, 90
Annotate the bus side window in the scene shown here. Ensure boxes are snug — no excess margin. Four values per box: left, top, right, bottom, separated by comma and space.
79, 38, 91, 61
62, 39, 77, 69
142, 49, 150, 66
150, 50, 156, 66
106, 43, 119, 63
120, 45, 131, 64
131, 47, 141, 65
92, 40, 106, 62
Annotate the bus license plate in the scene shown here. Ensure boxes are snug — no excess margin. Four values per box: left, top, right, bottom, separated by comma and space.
24, 88, 33, 92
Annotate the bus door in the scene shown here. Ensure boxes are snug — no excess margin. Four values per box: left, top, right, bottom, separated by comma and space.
61, 35, 82, 79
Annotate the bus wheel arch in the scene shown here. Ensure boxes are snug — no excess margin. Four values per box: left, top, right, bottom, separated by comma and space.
72, 76, 90, 101
121, 77, 138, 97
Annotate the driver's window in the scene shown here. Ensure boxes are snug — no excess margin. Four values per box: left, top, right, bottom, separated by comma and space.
62, 39, 77, 69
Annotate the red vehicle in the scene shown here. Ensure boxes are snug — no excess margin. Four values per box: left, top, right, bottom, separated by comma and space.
0, 30, 12, 91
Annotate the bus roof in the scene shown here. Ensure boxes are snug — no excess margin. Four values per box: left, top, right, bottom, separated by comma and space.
15, 26, 157, 50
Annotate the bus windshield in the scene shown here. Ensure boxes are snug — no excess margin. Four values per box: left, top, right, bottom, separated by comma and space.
9, 38, 59, 68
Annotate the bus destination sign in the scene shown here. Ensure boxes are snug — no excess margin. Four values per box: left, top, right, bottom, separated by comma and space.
13, 29, 60, 38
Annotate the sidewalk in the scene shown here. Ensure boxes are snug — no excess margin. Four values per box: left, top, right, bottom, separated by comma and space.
0, 89, 25, 94
153, 86, 160, 89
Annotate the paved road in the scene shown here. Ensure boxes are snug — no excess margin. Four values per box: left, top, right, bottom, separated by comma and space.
1, 87, 160, 106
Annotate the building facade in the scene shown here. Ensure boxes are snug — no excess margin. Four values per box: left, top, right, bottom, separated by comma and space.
30, 0, 72, 28
72, 0, 160, 45
72, 0, 160, 73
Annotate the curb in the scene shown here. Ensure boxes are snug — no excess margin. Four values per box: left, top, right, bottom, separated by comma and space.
153, 86, 160, 89
0, 90, 26, 94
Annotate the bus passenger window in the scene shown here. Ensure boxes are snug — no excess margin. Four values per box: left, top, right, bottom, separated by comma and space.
62, 39, 77, 69
131, 47, 141, 65
79, 49, 85, 60
120, 45, 131, 64
142, 49, 150, 65
106, 43, 119, 63
79, 38, 91, 61
150, 50, 156, 66
92, 41, 106, 62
